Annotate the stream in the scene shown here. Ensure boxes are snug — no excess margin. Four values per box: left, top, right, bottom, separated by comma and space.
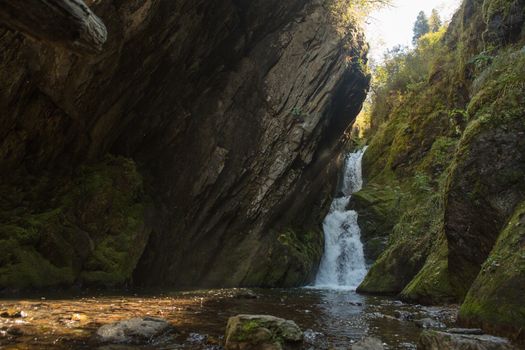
0, 288, 457, 349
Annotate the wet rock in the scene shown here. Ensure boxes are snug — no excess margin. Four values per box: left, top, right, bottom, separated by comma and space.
71, 313, 89, 323
6, 327, 24, 336
0, 310, 27, 318
419, 330, 514, 350
447, 328, 484, 335
348, 302, 363, 306
352, 337, 385, 350
414, 318, 446, 329
232, 290, 259, 300
394, 310, 415, 321
303, 329, 328, 349
186, 332, 207, 344
96, 317, 174, 344
225, 314, 302, 350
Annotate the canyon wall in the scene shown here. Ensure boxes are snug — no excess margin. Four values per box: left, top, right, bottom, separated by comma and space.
353, 0, 525, 342
0, 0, 369, 289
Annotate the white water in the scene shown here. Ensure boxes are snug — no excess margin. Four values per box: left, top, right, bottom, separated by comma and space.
315, 147, 368, 290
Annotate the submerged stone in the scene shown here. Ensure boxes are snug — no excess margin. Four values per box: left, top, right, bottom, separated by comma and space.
0, 310, 27, 318
415, 318, 446, 329
352, 337, 385, 350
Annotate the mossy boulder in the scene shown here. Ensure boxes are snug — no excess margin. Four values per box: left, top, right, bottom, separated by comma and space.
225, 314, 303, 350
241, 228, 323, 287
400, 234, 467, 304
348, 183, 400, 262
0, 155, 149, 290
444, 48, 525, 297
357, 235, 430, 294
458, 201, 525, 344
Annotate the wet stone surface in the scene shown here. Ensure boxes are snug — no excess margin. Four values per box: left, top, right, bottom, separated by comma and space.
0, 288, 459, 349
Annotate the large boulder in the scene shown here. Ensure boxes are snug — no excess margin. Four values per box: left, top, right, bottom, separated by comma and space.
225, 314, 303, 350
96, 317, 174, 344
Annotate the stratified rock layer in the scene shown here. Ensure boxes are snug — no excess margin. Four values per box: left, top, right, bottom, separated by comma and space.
0, 0, 369, 289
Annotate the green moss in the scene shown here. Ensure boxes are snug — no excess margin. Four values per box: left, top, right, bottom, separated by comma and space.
459, 201, 525, 334
230, 320, 265, 342
0, 155, 149, 290
482, 0, 518, 24
242, 227, 323, 287
357, 235, 430, 294
350, 183, 401, 261
0, 240, 75, 288
400, 233, 469, 304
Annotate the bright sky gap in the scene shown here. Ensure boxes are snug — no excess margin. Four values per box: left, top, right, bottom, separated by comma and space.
365, 0, 462, 61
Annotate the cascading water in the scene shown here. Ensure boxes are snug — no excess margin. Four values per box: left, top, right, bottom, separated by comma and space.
315, 147, 368, 289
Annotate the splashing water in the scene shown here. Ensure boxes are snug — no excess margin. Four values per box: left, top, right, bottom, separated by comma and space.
315, 147, 368, 290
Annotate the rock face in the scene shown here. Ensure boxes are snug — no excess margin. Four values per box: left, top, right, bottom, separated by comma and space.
353, 0, 525, 343
96, 317, 174, 344
225, 314, 303, 350
0, 0, 369, 289
0, 0, 107, 54
418, 330, 514, 350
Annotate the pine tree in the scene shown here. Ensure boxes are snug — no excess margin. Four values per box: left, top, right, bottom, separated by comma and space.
412, 11, 429, 45
428, 9, 442, 32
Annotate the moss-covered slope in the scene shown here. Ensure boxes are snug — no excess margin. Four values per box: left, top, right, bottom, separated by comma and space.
0, 156, 149, 289
355, 0, 525, 341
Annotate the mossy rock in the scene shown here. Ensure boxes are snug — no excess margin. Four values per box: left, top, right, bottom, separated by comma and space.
458, 201, 525, 343
241, 228, 323, 287
0, 155, 149, 290
348, 183, 401, 262
444, 49, 525, 297
400, 233, 468, 304
357, 235, 430, 294
225, 314, 302, 350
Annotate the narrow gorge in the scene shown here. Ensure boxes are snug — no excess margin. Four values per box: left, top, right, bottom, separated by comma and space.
0, 0, 523, 349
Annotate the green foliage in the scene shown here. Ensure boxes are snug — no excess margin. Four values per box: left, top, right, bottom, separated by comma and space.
366, 27, 448, 133
428, 9, 442, 33
413, 11, 430, 45
359, 2, 525, 340
327, 0, 393, 27
469, 51, 494, 69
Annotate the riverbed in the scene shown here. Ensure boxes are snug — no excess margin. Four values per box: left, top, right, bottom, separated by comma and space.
0, 288, 458, 349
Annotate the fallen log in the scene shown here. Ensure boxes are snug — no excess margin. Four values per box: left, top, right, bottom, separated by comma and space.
0, 0, 107, 54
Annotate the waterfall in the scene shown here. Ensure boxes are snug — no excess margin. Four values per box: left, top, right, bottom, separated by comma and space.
315, 147, 368, 290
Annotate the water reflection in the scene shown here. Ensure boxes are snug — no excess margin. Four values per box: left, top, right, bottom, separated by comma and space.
313, 289, 368, 346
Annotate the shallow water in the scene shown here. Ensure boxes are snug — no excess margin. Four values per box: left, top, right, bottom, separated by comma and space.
0, 288, 457, 349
